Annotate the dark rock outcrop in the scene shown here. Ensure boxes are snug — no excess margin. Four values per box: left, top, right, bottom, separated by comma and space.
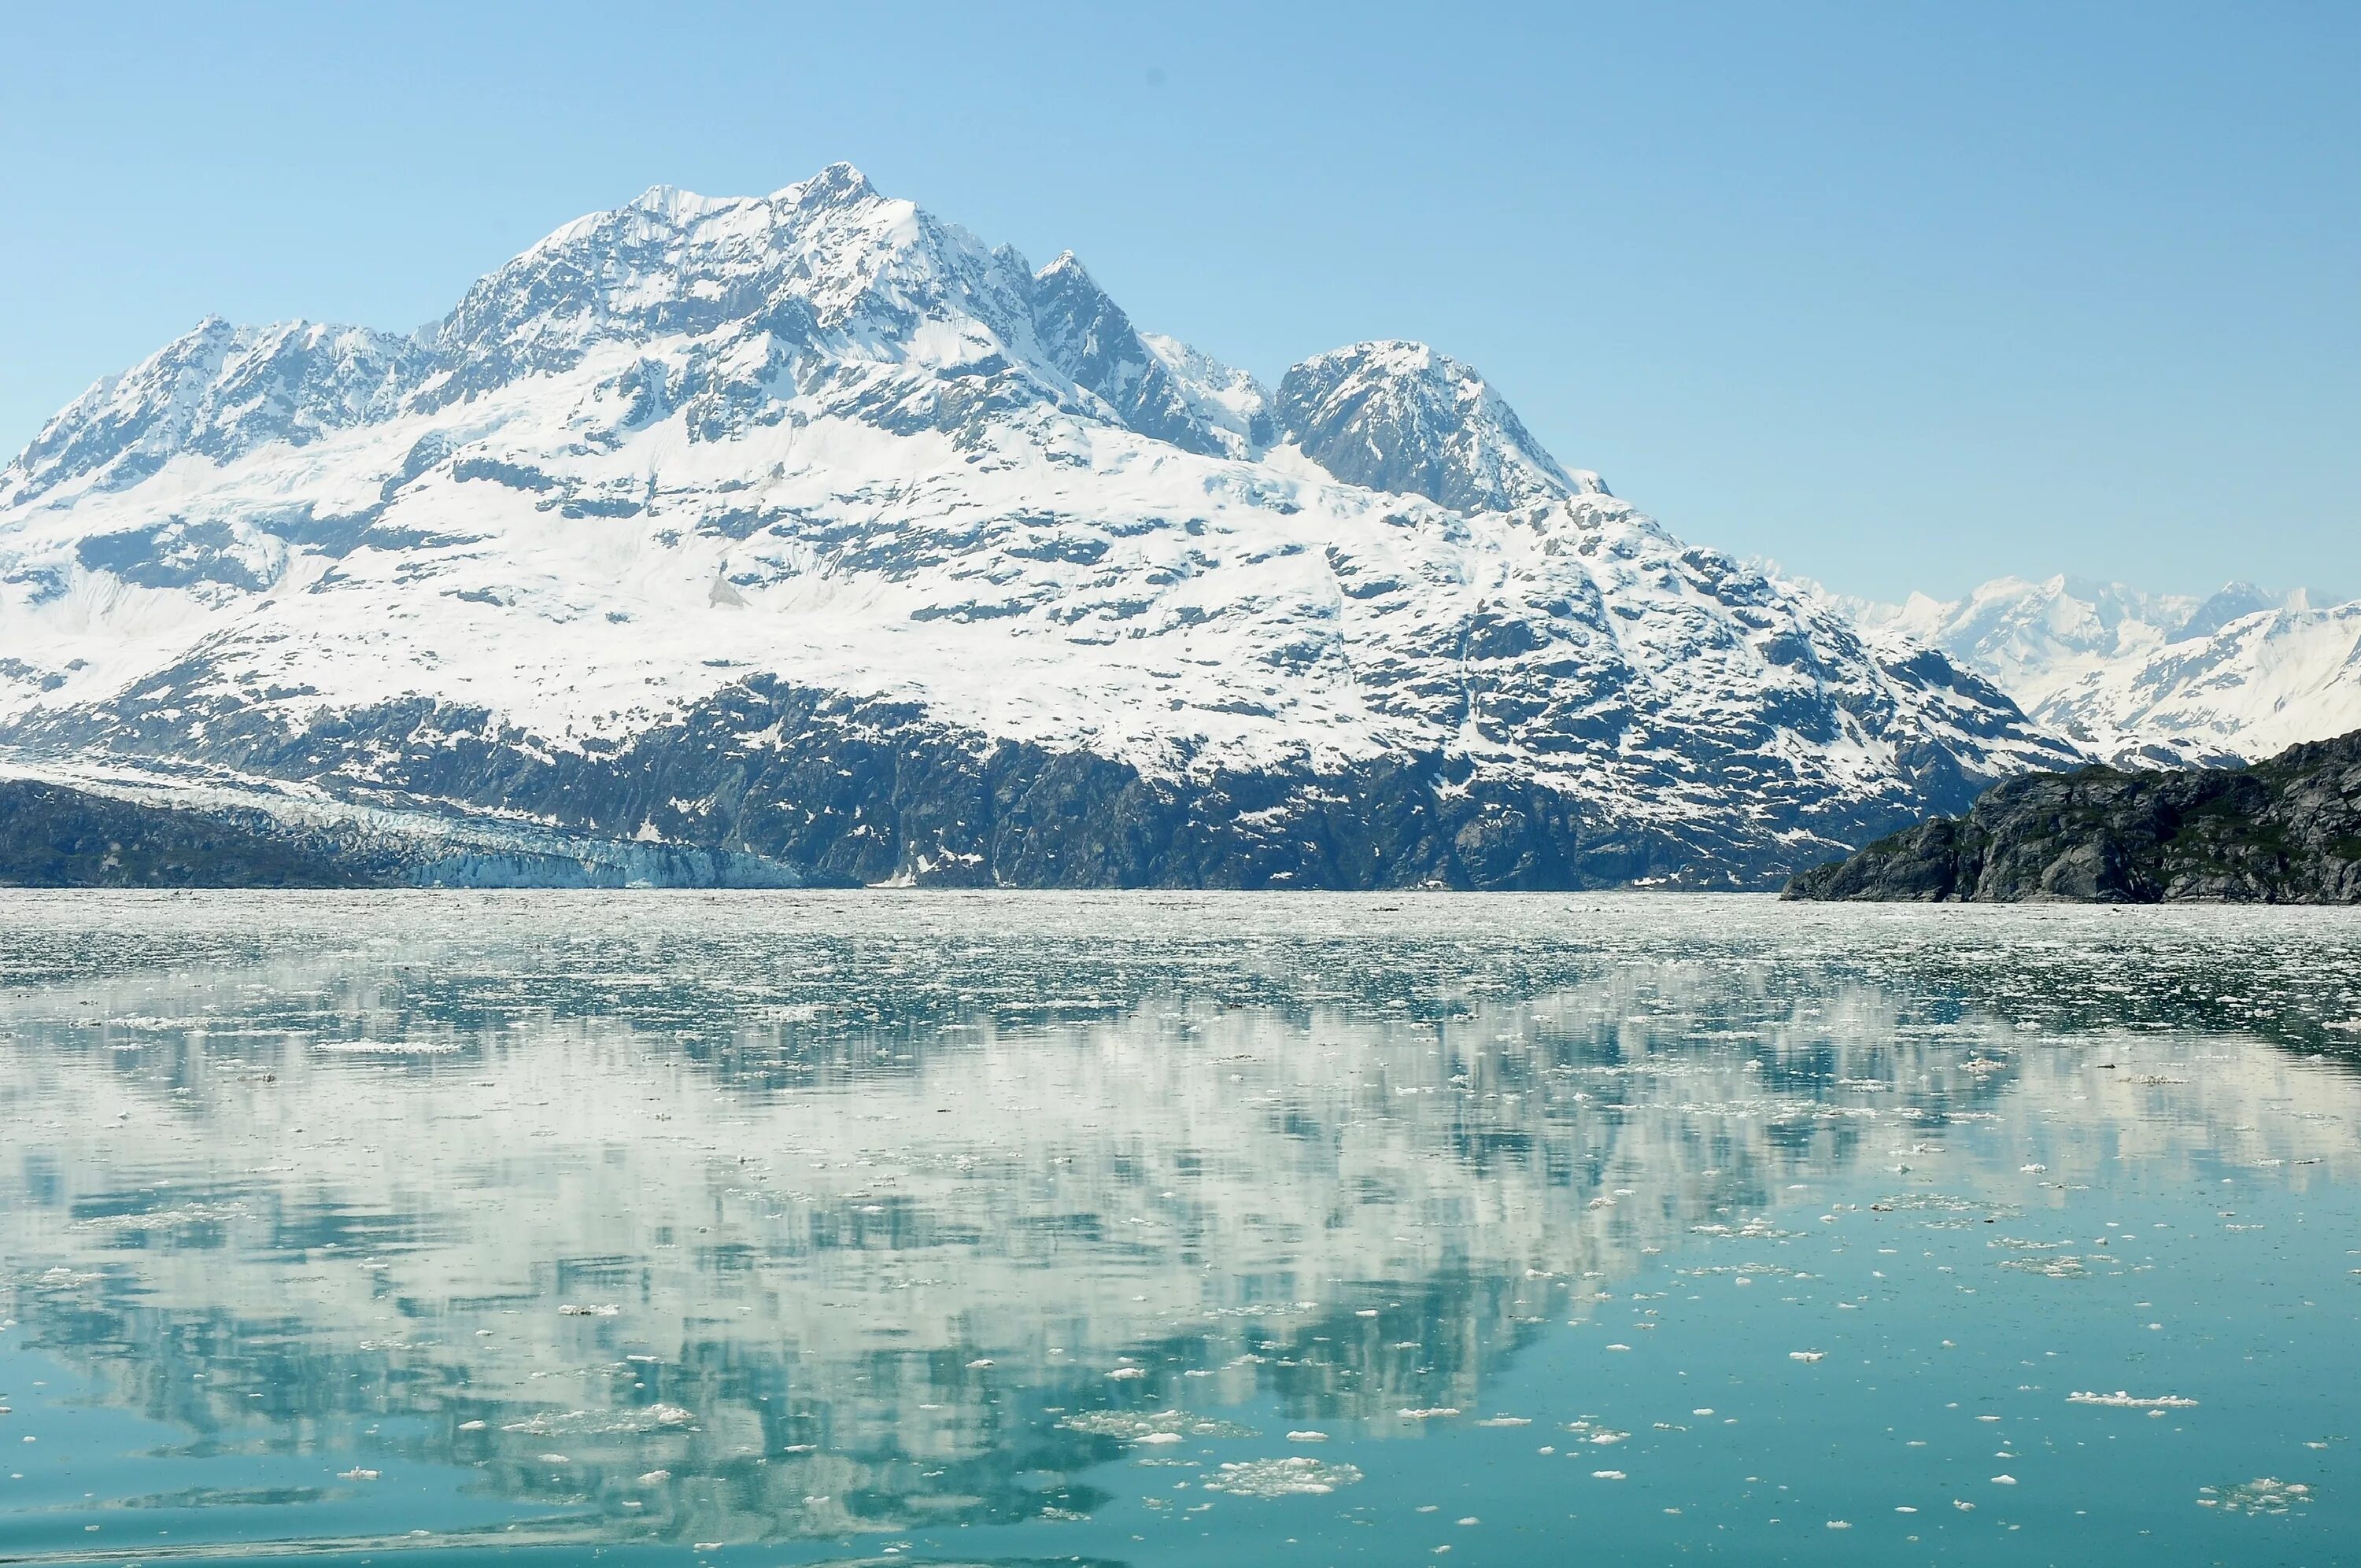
1783, 729, 2361, 902
8, 674, 1985, 891
0, 780, 379, 887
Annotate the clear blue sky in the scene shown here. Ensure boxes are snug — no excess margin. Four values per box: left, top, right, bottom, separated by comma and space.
4, 2, 2355, 602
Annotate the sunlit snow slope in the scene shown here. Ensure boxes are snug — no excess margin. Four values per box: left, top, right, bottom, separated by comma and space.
0, 164, 2077, 887
1858, 576, 2361, 768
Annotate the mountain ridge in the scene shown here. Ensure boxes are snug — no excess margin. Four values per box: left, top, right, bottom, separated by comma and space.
0, 163, 2080, 888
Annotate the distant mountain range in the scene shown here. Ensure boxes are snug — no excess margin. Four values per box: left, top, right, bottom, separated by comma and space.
0, 164, 2083, 889
1845, 575, 2361, 768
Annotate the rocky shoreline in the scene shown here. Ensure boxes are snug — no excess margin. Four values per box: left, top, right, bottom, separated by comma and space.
1783, 730, 2361, 903
0, 780, 377, 888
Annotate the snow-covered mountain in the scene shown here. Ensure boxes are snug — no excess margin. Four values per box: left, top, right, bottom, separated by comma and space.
0, 164, 2077, 887
1856, 575, 2361, 766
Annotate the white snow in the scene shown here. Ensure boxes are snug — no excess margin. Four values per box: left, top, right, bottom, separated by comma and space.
0, 164, 2080, 858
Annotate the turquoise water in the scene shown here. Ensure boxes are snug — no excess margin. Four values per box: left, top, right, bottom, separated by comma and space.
0, 891, 2355, 1566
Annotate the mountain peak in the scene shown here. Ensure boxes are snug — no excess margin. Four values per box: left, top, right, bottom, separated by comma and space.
624, 183, 730, 223
2176, 580, 2283, 641
1275, 340, 1594, 512
789, 160, 879, 210
0, 167, 2082, 891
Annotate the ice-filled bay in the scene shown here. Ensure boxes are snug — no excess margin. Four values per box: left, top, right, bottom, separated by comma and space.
0, 891, 2355, 1565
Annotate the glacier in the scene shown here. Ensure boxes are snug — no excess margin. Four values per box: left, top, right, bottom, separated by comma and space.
0, 163, 2082, 888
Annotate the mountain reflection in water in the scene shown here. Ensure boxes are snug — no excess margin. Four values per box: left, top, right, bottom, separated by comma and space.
0, 891, 2356, 1561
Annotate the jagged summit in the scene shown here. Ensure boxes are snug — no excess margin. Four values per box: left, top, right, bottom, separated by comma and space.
0, 164, 2078, 888
1275, 341, 1601, 514
5, 172, 1598, 521
0, 315, 428, 507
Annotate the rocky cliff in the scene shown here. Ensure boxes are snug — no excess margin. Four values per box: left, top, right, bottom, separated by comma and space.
1783, 729, 2361, 902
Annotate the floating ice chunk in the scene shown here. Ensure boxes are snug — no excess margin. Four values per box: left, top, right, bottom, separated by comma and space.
1107, 1367, 1147, 1381
2203, 1478, 2312, 1515
558, 1304, 619, 1316
1286, 1430, 1328, 1443
457, 1419, 486, 1431
2067, 1391, 2197, 1409
501, 1405, 692, 1437
1992, 1474, 2017, 1485
338, 1467, 380, 1481
1954, 1500, 1975, 1510
1062, 1410, 1257, 1442
1398, 1407, 1461, 1419
315, 1040, 460, 1054
1592, 1470, 1627, 1480
1790, 1351, 1825, 1363
1200, 1456, 1362, 1497
1475, 1416, 1531, 1427
1827, 1520, 1851, 1529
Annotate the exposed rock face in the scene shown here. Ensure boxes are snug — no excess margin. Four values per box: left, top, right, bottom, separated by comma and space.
1275, 341, 1593, 513
1784, 729, 2361, 903
0, 780, 378, 887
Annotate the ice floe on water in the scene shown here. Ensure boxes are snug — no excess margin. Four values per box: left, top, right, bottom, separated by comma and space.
2069, 1391, 2197, 1409
2, 895, 2359, 1555
1565, 1419, 1629, 1444
1999, 1254, 2091, 1278
1199, 1457, 1363, 1497
2199, 1478, 2314, 1515
500, 1405, 693, 1437
311, 1039, 462, 1055
1059, 1410, 1258, 1443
